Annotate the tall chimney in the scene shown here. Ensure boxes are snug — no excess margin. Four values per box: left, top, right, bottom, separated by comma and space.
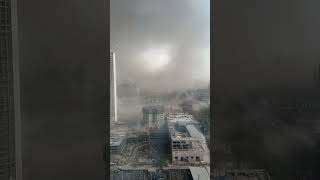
110, 52, 118, 122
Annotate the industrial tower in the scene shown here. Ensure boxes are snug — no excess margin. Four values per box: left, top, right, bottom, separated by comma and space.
110, 52, 118, 122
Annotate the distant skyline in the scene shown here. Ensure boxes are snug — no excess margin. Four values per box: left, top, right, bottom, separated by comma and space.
111, 0, 210, 92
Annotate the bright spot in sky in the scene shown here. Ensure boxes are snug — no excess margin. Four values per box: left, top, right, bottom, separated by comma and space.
141, 48, 171, 72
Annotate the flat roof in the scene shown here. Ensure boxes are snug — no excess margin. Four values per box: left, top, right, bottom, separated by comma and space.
189, 167, 210, 180
110, 135, 125, 146
110, 128, 127, 146
186, 125, 205, 140
205, 166, 210, 176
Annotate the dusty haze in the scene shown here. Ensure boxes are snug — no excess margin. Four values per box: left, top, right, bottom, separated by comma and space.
111, 0, 210, 92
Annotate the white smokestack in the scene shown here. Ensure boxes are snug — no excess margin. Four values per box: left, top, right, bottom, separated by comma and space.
110, 52, 118, 122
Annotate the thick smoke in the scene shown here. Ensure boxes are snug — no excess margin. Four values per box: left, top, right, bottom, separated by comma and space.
111, 0, 210, 92
111, 0, 210, 127
214, 0, 320, 94
214, 89, 320, 179
214, 1, 320, 179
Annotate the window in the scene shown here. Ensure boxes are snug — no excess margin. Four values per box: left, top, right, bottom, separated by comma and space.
196, 156, 200, 161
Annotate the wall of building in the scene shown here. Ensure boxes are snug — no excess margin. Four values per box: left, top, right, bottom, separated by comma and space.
0, 0, 21, 179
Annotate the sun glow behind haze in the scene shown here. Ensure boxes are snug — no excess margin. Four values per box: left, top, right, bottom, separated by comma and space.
140, 47, 171, 72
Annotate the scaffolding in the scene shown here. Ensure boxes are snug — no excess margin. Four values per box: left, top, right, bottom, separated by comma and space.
167, 114, 209, 165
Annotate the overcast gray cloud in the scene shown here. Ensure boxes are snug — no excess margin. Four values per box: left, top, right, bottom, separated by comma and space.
111, 0, 210, 92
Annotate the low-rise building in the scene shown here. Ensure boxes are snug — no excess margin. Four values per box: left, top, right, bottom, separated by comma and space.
167, 113, 210, 165
110, 126, 128, 154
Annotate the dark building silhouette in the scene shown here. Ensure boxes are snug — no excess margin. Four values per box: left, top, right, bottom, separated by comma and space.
314, 64, 320, 88
0, 0, 22, 179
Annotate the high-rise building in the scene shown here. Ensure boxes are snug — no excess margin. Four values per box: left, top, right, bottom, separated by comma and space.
110, 52, 117, 122
0, 0, 22, 179
142, 105, 165, 129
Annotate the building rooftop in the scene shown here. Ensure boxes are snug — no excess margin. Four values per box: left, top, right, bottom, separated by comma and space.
168, 113, 210, 164
186, 125, 206, 141
142, 105, 164, 112
189, 166, 210, 180
110, 126, 128, 146
167, 113, 198, 126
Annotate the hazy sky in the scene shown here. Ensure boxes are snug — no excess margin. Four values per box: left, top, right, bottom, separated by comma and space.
111, 0, 210, 92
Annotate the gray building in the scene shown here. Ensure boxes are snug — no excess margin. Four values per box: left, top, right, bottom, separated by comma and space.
167, 114, 209, 165
0, 0, 22, 179
142, 105, 165, 129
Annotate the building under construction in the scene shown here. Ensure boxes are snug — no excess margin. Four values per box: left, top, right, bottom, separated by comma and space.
141, 105, 170, 166
110, 126, 127, 154
167, 113, 210, 165
142, 105, 165, 130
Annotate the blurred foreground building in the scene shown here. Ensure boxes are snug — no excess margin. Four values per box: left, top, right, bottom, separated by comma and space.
0, 0, 22, 179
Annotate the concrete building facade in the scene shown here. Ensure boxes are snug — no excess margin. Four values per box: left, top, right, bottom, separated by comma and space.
110, 126, 127, 154
142, 105, 165, 129
167, 114, 209, 166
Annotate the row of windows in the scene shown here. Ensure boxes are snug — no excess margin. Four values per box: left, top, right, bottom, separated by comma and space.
174, 156, 200, 161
